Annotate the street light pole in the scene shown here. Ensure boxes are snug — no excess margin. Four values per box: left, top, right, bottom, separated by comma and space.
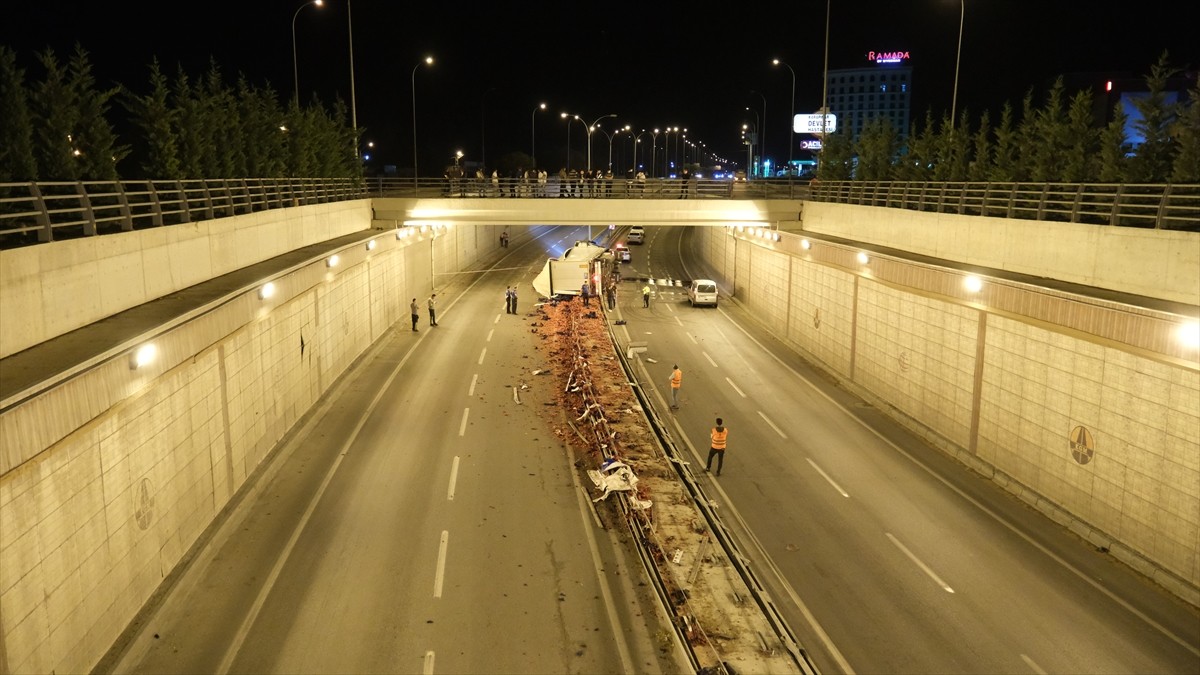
582, 113, 618, 171
411, 55, 433, 184
745, 107, 760, 177
650, 129, 660, 177
291, 0, 324, 106
347, 0, 356, 152
750, 89, 766, 176
950, 0, 965, 129
772, 58, 796, 174
531, 102, 546, 167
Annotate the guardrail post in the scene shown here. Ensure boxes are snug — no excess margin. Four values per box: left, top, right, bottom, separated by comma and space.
1036, 183, 1050, 220
30, 182, 53, 243
148, 181, 165, 227
1154, 184, 1171, 230
1070, 184, 1084, 223
115, 181, 134, 232
201, 181, 215, 220
175, 180, 191, 223
1108, 184, 1124, 226
1006, 183, 1017, 219
77, 182, 97, 237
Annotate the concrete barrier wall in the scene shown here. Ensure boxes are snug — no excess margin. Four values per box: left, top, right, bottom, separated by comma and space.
0, 220, 501, 674
798, 201, 1200, 306
0, 201, 373, 359
692, 226, 1199, 605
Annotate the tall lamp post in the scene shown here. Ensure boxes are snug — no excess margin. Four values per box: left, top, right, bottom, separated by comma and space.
772, 58, 796, 174
291, 0, 324, 106
562, 113, 587, 170
411, 55, 433, 184
744, 107, 760, 177
531, 102, 546, 167
650, 128, 661, 177
632, 130, 647, 173
582, 113, 618, 170
950, 0, 965, 129
750, 90, 766, 176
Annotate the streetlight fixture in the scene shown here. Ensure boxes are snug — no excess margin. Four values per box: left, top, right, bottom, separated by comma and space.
772, 58, 796, 174
598, 124, 630, 170
650, 128, 661, 177
950, 0, 965, 129
531, 102, 546, 167
750, 89, 766, 176
562, 113, 587, 170
291, 0, 324, 106
744, 107, 760, 177
582, 113, 618, 170
411, 55, 433, 184
347, 0, 358, 161
633, 130, 648, 172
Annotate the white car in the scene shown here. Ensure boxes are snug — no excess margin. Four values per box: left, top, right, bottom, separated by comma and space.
627, 226, 645, 244
687, 279, 718, 307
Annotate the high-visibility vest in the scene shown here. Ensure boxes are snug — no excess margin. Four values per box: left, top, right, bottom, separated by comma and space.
711, 427, 728, 449
670, 369, 682, 388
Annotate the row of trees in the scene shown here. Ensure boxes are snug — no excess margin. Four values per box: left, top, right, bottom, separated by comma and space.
1, 45, 1195, 185
0, 44, 359, 183
814, 52, 1200, 184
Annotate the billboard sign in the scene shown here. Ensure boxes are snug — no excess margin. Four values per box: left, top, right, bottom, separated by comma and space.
794, 113, 837, 135
800, 139, 823, 151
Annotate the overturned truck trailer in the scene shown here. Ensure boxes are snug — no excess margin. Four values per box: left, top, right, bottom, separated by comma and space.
532, 240, 613, 299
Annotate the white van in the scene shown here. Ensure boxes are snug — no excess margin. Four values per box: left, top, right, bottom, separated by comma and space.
627, 226, 645, 244
687, 279, 718, 307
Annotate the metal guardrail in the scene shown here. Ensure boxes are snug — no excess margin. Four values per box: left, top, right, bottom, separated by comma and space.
2, 177, 1195, 249
809, 180, 1200, 230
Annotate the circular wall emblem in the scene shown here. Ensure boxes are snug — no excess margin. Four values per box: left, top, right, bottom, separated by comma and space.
1069, 425, 1095, 465
813, 308, 822, 329
134, 478, 155, 530
898, 352, 910, 372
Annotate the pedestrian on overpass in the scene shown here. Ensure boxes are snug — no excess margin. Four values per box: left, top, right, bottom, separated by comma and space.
668, 364, 682, 409
642, 284, 651, 308
410, 298, 419, 332
705, 418, 728, 476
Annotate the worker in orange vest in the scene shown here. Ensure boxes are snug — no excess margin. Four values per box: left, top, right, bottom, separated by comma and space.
668, 364, 682, 408
706, 418, 728, 476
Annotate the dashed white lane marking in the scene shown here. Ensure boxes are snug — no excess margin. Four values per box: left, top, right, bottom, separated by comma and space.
806, 458, 850, 498
757, 410, 788, 439
486, 328, 494, 342
459, 408, 470, 436
477, 347, 486, 365
1020, 654, 1047, 675
725, 377, 746, 398
702, 351, 718, 368
886, 532, 955, 593
433, 531, 449, 598
447, 456, 460, 501
468, 373, 478, 397
687, 332, 698, 344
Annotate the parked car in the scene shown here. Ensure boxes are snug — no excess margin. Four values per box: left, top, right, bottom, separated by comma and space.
687, 279, 719, 307
627, 226, 645, 244
613, 243, 632, 262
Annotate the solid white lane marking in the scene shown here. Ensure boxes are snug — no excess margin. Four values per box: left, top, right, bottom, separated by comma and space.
725, 377, 746, 398
757, 410, 788, 439
447, 456, 460, 501
886, 532, 955, 593
477, 347, 486, 365
433, 531, 449, 597
702, 351, 718, 368
1020, 654, 1047, 675
468, 373, 478, 397
423, 651, 435, 674
806, 458, 850, 498
687, 332, 698, 344
486, 328, 494, 342
459, 408, 470, 436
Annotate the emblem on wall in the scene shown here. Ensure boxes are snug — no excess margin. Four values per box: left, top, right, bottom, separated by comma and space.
1069, 425, 1095, 465
813, 308, 822, 329
898, 351, 910, 372
134, 478, 155, 530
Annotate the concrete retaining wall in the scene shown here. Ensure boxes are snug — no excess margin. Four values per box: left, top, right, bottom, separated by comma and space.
691, 226, 1199, 606
0, 219, 507, 674
798, 201, 1200, 306
0, 201, 373, 359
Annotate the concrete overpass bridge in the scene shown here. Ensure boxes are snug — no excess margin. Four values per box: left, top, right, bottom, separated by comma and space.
1, 186, 1197, 673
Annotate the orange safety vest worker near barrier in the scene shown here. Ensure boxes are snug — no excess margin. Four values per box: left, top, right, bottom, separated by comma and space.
706, 418, 728, 476
669, 365, 682, 408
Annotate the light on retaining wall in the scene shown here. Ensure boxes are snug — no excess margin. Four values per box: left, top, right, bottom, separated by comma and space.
130, 343, 157, 370
366, 239, 377, 251
773, 232, 781, 242
1179, 321, 1200, 349
856, 251, 870, 265
801, 239, 811, 250
396, 227, 409, 239
963, 275, 983, 294
327, 254, 340, 268
259, 282, 276, 300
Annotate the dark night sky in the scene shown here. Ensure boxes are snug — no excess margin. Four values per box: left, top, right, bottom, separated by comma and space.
4, 1, 1196, 174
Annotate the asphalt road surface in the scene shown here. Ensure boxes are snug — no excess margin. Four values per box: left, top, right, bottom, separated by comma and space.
611, 224, 1200, 674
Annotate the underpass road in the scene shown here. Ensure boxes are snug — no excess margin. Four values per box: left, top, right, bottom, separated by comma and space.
613, 224, 1200, 674
107, 226, 678, 675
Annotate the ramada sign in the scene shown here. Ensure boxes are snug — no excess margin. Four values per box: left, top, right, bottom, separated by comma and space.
868, 50, 910, 64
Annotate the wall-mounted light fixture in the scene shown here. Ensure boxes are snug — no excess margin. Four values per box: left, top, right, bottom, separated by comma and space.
259, 282, 276, 300
856, 252, 870, 265
366, 239, 376, 251
963, 276, 983, 293
130, 343, 157, 370
327, 254, 340, 268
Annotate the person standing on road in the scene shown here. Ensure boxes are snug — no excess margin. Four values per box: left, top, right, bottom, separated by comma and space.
510, 285, 518, 314
427, 293, 439, 326
410, 298, 420, 332
668, 364, 682, 409
642, 284, 651, 308
606, 284, 616, 310
705, 418, 728, 476
581, 280, 590, 306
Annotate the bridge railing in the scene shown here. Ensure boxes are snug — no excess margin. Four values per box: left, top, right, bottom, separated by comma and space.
2, 177, 1195, 249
